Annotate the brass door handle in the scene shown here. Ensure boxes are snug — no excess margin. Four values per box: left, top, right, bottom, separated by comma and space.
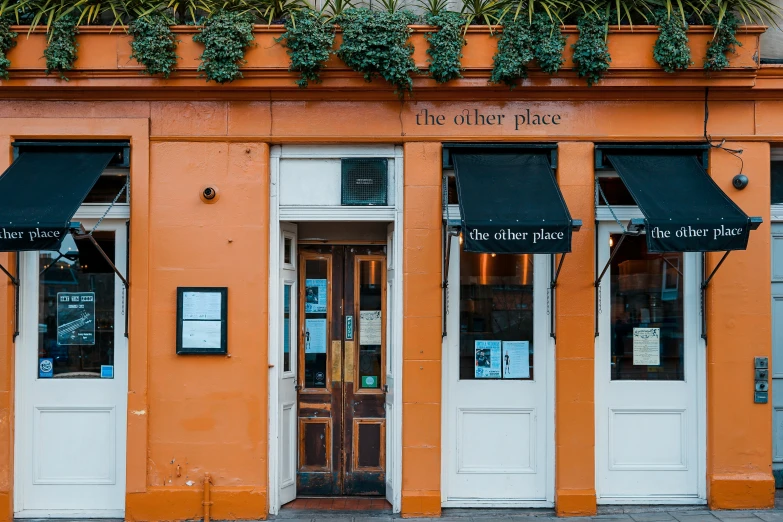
331, 340, 342, 383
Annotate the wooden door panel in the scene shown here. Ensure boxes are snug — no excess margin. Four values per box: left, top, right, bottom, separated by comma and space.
296, 245, 387, 497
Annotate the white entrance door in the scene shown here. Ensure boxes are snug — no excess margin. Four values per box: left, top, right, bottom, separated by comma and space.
384, 223, 400, 509
771, 223, 783, 477
278, 223, 298, 506
15, 219, 128, 517
443, 236, 552, 506
596, 222, 704, 503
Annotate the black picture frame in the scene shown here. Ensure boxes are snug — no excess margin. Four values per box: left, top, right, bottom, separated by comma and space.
176, 287, 228, 355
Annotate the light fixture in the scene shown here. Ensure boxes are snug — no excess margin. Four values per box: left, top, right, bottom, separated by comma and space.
459, 233, 463, 245
491, 253, 496, 257
609, 236, 614, 247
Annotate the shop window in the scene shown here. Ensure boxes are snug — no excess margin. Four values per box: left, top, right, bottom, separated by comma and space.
37, 231, 116, 378
459, 247, 534, 380
772, 161, 783, 204
304, 258, 328, 388
358, 260, 382, 389
83, 166, 129, 204
597, 174, 636, 206
284, 284, 292, 373
609, 234, 684, 381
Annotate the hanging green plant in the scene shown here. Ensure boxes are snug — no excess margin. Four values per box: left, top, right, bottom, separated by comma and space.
653, 10, 691, 73
571, 13, 610, 87
704, 11, 740, 72
489, 18, 534, 87
277, 9, 335, 88
44, 14, 78, 81
129, 13, 179, 78
193, 10, 254, 84
424, 11, 466, 84
0, 16, 18, 80
530, 12, 565, 75
336, 8, 418, 96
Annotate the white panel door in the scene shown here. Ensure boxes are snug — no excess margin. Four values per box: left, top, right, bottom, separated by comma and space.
596, 223, 704, 503
16, 220, 128, 517
771, 225, 783, 473
278, 223, 298, 506
443, 236, 551, 506
384, 223, 396, 507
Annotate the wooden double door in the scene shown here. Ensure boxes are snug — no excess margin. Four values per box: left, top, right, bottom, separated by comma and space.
297, 245, 387, 496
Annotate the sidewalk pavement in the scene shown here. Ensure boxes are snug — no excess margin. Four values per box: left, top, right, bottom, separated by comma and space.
271, 496, 783, 522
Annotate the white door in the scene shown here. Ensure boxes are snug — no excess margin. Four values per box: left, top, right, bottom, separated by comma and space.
771, 224, 783, 477
15, 219, 128, 517
443, 235, 552, 506
384, 223, 398, 508
278, 223, 298, 506
596, 222, 704, 504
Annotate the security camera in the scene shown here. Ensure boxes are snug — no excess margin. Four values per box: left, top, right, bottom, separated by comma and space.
203, 187, 216, 200
732, 174, 748, 190
200, 186, 220, 203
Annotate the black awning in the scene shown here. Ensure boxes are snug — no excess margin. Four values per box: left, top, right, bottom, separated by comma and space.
453, 152, 574, 254
607, 153, 756, 253
0, 151, 114, 251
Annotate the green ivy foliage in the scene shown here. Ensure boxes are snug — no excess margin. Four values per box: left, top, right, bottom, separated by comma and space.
489, 18, 534, 87
277, 9, 335, 88
129, 13, 179, 78
704, 11, 740, 72
653, 10, 691, 73
44, 14, 78, 80
336, 8, 418, 96
425, 11, 466, 84
0, 16, 18, 80
193, 10, 255, 83
531, 12, 565, 75
571, 14, 610, 87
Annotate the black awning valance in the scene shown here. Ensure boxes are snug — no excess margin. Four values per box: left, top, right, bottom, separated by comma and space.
453, 152, 574, 254
607, 153, 759, 253
0, 151, 114, 251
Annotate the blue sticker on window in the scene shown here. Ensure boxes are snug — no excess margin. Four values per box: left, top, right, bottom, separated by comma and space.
39, 358, 53, 378
100, 365, 114, 379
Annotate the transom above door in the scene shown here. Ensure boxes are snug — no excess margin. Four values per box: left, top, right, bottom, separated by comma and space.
297, 245, 387, 496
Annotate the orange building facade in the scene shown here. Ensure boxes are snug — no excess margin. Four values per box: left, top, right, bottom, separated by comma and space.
0, 23, 780, 522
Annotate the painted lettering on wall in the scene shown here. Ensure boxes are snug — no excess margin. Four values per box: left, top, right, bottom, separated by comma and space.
415, 108, 561, 130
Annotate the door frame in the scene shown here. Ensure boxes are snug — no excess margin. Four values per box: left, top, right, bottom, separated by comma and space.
594, 210, 707, 504
13, 207, 130, 518
268, 145, 404, 514
440, 235, 556, 508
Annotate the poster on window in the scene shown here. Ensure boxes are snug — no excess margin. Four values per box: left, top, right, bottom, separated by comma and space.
502, 341, 530, 379
305, 279, 327, 313
305, 318, 327, 354
633, 327, 660, 365
57, 292, 95, 346
359, 310, 382, 345
475, 340, 501, 378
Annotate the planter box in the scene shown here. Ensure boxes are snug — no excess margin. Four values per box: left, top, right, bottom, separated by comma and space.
3, 23, 765, 88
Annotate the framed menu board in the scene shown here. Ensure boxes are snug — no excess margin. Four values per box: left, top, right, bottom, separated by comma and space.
176, 287, 228, 355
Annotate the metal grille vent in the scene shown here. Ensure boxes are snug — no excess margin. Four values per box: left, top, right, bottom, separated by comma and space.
341, 158, 388, 206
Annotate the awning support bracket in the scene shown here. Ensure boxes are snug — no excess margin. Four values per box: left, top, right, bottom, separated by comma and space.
0, 253, 20, 340
700, 250, 731, 341
550, 253, 567, 340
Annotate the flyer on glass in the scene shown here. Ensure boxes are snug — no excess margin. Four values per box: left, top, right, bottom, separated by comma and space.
359, 310, 382, 345
181, 320, 222, 349
502, 341, 530, 379
182, 291, 222, 320
633, 327, 661, 365
305, 279, 327, 313
475, 340, 501, 378
305, 318, 328, 354
56, 292, 96, 346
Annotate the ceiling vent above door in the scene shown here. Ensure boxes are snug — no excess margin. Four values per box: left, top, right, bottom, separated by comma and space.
341, 158, 388, 206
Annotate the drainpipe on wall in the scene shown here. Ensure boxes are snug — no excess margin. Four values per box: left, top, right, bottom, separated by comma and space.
203, 473, 213, 522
